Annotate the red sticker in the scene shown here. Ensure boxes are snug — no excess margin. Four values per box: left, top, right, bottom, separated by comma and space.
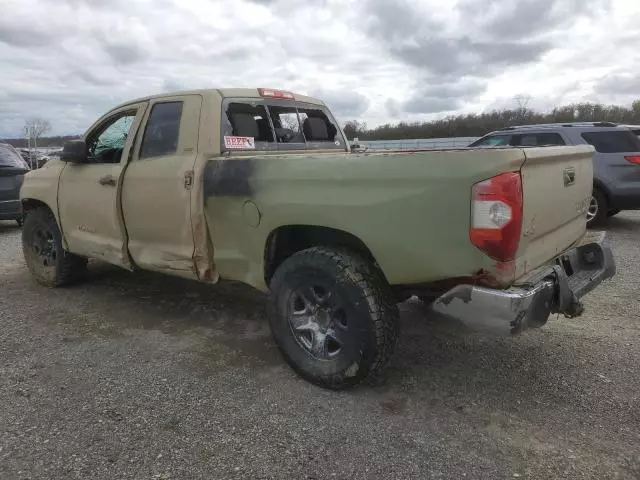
224, 136, 255, 149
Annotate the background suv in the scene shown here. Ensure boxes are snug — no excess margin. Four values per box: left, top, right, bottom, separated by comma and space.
468, 122, 640, 226
0, 143, 29, 226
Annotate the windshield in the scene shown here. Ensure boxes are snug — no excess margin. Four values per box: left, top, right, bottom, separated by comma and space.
0, 144, 29, 168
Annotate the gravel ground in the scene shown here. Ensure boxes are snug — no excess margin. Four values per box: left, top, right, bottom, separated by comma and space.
1, 214, 639, 480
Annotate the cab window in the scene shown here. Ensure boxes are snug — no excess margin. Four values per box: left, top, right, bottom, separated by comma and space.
87, 111, 137, 163
469, 134, 512, 147
139, 102, 183, 158
512, 133, 566, 146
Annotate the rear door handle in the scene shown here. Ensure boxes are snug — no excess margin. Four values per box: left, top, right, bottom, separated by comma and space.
99, 175, 117, 187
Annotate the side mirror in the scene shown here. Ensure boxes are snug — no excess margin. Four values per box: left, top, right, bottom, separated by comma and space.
60, 140, 87, 163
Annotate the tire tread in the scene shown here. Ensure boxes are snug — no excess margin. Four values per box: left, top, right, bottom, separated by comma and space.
268, 246, 399, 389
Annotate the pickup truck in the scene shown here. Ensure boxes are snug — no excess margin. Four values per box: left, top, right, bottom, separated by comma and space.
19, 88, 616, 389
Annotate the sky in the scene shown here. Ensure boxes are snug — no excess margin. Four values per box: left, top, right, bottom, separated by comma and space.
1, 0, 639, 137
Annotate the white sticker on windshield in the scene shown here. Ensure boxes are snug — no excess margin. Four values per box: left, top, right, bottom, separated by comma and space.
224, 136, 255, 149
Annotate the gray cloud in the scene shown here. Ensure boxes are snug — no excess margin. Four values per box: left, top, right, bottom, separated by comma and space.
310, 89, 370, 119
459, 0, 612, 40
595, 72, 640, 96
390, 37, 551, 77
0, 0, 638, 137
0, 23, 52, 48
162, 78, 185, 93
364, 0, 554, 79
102, 43, 146, 65
402, 78, 487, 114
386, 99, 401, 118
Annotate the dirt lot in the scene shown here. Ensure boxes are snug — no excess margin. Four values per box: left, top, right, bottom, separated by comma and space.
1, 215, 639, 480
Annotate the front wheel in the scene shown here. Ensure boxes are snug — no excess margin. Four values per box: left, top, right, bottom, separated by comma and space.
22, 208, 87, 287
267, 247, 400, 390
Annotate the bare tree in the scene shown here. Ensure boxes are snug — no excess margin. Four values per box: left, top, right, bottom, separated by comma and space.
23, 118, 52, 168
514, 95, 531, 122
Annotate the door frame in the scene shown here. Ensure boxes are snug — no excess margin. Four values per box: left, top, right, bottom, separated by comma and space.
58, 101, 149, 269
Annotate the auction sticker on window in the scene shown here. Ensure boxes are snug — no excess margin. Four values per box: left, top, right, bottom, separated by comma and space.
224, 136, 255, 149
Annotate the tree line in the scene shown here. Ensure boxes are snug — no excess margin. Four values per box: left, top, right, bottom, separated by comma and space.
4, 100, 640, 146
3, 135, 78, 149
342, 100, 640, 141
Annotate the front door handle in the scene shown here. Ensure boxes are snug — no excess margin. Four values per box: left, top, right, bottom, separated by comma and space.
99, 175, 117, 187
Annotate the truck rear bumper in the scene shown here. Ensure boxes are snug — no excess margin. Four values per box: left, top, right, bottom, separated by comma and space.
433, 232, 616, 335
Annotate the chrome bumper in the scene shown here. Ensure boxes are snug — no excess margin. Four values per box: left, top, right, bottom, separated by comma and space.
433, 232, 616, 335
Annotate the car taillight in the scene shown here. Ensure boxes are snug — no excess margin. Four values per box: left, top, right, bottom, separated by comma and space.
470, 172, 523, 262
258, 88, 295, 99
624, 155, 640, 165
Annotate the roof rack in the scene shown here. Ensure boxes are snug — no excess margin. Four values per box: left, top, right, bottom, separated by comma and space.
499, 121, 619, 131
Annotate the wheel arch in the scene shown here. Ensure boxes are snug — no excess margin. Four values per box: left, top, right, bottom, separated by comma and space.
21, 198, 53, 214
263, 225, 383, 285
21, 198, 68, 249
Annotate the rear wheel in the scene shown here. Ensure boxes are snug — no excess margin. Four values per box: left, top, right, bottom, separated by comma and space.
587, 189, 607, 227
22, 208, 87, 287
268, 247, 400, 390
15, 216, 24, 227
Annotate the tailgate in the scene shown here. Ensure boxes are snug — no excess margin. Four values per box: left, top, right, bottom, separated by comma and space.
516, 145, 594, 277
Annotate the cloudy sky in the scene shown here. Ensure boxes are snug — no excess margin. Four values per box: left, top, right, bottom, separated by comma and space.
0, 0, 638, 137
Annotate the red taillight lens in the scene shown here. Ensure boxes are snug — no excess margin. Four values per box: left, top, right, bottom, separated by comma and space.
470, 172, 523, 262
624, 155, 640, 165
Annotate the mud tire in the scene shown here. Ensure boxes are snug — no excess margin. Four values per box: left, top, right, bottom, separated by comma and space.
268, 247, 400, 390
22, 207, 87, 287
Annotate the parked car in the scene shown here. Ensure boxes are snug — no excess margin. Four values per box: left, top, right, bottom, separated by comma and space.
0, 143, 29, 226
621, 124, 640, 137
19, 88, 615, 389
469, 122, 640, 226
18, 149, 49, 169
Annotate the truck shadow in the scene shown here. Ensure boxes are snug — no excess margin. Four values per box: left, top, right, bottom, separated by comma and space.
0, 220, 20, 233
64, 262, 595, 413
602, 213, 640, 233
47, 258, 631, 424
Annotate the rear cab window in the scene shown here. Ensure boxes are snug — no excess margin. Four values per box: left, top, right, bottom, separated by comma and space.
221, 97, 345, 152
581, 130, 640, 153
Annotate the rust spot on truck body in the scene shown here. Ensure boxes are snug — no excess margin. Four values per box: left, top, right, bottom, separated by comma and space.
192, 213, 218, 282
203, 158, 255, 198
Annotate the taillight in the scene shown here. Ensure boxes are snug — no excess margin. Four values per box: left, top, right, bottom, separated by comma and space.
470, 172, 523, 262
624, 155, 640, 165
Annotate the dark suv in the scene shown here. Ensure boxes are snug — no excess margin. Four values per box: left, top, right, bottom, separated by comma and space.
469, 122, 640, 226
0, 143, 29, 226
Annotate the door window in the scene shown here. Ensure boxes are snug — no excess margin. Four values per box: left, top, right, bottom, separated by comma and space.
140, 102, 183, 158
581, 131, 640, 153
87, 112, 136, 163
512, 133, 566, 146
468, 134, 512, 147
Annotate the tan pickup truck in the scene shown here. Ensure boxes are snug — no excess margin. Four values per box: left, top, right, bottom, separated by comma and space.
19, 88, 615, 389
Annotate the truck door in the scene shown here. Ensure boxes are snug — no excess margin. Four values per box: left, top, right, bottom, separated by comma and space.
57, 102, 148, 267
120, 95, 202, 279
